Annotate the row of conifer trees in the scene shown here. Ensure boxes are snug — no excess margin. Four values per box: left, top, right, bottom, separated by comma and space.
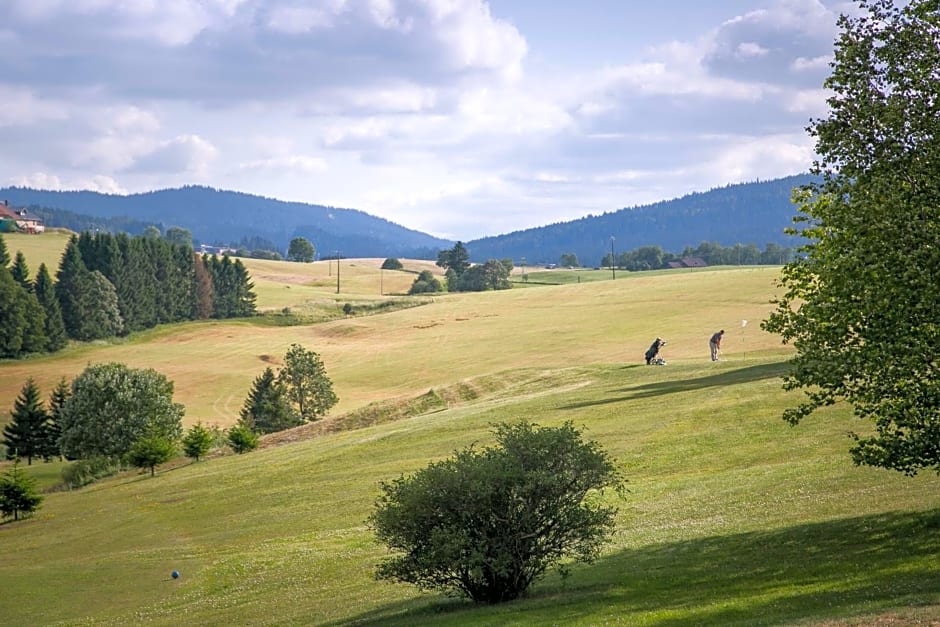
0, 232, 257, 359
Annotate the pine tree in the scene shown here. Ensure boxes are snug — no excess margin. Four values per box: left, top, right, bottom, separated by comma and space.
182, 423, 213, 461
239, 367, 302, 434
0, 268, 27, 357
0, 233, 8, 267
19, 286, 48, 354
11, 251, 30, 290
232, 259, 257, 316
55, 236, 90, 339
2, 378, 49, 465
0, 460, 43, 521
44, 377, 69, 461
34, 263, 67, 352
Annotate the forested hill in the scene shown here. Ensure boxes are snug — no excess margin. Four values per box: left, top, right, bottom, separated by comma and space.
2, 174, 814, 262
465, 174, 816, 266
0, 185, 451, 259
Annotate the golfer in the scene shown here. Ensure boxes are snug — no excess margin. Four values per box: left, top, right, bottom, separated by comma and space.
709, 330, 724, 361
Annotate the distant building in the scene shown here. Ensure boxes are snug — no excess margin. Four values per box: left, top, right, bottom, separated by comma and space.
199, 244, 237, 256
667, 257, 708, 269
681, 256, 708, 267
0, 201, 45, 233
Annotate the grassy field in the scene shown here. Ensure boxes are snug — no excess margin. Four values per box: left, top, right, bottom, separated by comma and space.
1, 234, 938, 625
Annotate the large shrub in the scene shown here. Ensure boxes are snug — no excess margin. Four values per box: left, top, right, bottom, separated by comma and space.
370, 421, 624, 604
58, 363, 184, 459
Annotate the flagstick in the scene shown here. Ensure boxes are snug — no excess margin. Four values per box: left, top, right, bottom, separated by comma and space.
741, 319, 748, 361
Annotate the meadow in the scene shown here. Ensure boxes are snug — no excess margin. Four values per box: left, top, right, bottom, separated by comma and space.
1, 232, 938, 625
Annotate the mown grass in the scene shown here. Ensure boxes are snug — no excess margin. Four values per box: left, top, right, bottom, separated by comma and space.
1, 237, 937, 625
1, 356, 937, 625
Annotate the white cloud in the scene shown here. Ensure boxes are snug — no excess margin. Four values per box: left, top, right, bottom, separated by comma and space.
126, 135, 218, 176
239, 155, 328, 174
736, 42, 769, 57
0, 1, 844, 239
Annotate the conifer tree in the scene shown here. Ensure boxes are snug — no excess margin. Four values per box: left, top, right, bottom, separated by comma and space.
19, 286, 48, 354
34, 263, 67, 352
0, 233, 8, 266
0, 268, 27, 357
2, 378, 49, 465
0, 460, 43, 521
232, 258, 257, 316
11, 251, 30, 290
44, 377, 69, 461
239, 367, 302, 434
55, 236, 90, 339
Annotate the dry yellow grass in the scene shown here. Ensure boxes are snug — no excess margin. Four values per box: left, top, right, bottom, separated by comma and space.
0, 256, 787, 429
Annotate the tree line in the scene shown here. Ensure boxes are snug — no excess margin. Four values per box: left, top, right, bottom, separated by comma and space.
594, 240, 793, 271
1, 343, 337, 516
0, 231, 257, 359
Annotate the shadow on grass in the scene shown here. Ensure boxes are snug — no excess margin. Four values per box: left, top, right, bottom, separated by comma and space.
333, 508, 940, 626
561, 362, 788, 410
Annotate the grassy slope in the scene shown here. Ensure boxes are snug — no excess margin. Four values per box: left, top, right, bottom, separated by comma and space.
1, 236, 938, 625
1, 232, 785, 427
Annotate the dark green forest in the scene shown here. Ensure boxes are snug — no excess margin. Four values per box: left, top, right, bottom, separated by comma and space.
0, 232, 256, 359
465, 174, 814, 265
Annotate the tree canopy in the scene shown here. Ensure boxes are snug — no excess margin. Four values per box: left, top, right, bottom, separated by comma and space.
370, 421, 623, 603
277, 344, 338, 422
763, 0, 940, 475
58, 363, 185, 459
2, 378, 49, 465
288, 237, 316, 262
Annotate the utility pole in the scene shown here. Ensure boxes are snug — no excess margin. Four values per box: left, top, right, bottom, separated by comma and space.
610, 236, 616, 280
335, 251, 340, 294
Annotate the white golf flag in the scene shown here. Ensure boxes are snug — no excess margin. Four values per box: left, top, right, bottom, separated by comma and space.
742, 319, 748, 327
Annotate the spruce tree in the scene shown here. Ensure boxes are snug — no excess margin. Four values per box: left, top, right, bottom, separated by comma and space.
55, 236, 90, 339
34, 263, 67, 352
2, 378, 49, 465
232, 259, 257, 316
18, 286, 48, 354
0, 460, 43, 521
0, 268, 27, 357
240, 367, 302, 434
44, 378, 69, 461
11, 251, 30, 290
0, 233, 8, 266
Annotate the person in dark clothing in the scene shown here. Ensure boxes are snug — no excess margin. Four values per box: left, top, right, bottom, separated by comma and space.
709, 330, 724, 361
645, 337, 666, 365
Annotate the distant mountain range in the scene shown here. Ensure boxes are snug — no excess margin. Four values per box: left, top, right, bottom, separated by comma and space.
0, 174, 814, 264
465, 174, 814, 266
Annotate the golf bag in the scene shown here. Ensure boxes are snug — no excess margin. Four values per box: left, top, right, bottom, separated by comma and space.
645, 338, 667, 365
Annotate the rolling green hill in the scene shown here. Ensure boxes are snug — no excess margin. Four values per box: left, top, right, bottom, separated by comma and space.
0, 242, 937, 625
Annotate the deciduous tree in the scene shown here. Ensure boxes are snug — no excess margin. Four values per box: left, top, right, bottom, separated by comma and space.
277, 344, 338, 422
370, 421, 624, 604
59, 363, 185, 459
288, 237, 316, 262
763, 0, 940, 475
126, 436, 177, 477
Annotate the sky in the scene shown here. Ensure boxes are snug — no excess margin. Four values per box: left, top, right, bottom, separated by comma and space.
0, 0, 852, 240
